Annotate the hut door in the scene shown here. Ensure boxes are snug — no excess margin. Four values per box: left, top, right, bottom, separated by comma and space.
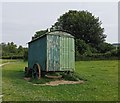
47, 35, 60, 71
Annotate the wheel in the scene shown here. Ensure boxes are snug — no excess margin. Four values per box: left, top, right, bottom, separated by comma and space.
32, 63, 41, 79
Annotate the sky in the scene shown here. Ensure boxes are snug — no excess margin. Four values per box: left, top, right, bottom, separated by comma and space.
2, 2, 118, 47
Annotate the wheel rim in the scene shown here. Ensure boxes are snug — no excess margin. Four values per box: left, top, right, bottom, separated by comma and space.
32, 63, 41, 79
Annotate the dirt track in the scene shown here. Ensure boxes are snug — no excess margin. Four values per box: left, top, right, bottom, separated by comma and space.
33, 80, 84, 86
0, 62, 10, 67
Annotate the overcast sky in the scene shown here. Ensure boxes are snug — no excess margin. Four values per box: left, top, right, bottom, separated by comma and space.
2, 2, 118, 47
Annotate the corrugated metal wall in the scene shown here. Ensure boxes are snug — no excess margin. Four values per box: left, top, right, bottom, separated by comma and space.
47, 35, 60, 71
60, 37, 75, 71
28, 36, 47, 71
47, 34, 75, 71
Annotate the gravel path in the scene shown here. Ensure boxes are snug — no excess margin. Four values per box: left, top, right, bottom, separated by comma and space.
0, 62, 10, 67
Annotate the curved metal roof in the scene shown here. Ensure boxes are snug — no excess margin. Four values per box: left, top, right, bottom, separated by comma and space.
48, 30, 74, 38
28, 30, 74, 44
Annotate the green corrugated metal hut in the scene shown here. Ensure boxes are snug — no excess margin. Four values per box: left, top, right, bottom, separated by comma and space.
28, 30, 75, 73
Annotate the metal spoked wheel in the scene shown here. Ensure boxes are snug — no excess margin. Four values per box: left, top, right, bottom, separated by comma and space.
32, 63, 41, 79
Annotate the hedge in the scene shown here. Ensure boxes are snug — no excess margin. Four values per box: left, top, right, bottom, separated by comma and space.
75, 54, 119, 61
1, 55, 23, 59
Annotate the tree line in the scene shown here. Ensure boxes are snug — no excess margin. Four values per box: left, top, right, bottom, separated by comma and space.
0, 42, 28, 60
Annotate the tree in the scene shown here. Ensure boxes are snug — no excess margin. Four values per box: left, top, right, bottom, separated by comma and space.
75, 39, 92, 55
0, 42, 28, 60
51, 10, 106, 52
0, 43, 7, 56
7, 42, 17, 54
32, 29, 48, 40
18, 45, 24, 55
97, 42, 115, 53
23, 48, 28, 61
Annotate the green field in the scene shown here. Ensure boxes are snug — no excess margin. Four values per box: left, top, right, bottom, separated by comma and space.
2, 60, 118, 101
0, 59, 17, 64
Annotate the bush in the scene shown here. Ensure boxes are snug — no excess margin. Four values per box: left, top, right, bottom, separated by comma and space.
75, 52, 119, 61
60, 72, 87, 81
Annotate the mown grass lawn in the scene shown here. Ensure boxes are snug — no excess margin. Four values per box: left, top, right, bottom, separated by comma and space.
2, 60, 118, 101
0, 59, 17, 64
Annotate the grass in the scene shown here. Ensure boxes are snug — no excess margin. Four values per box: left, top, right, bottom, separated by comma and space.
28, 72, 86, 84
29, 72, 86, 84
29, 77, 55, 84
0, 59, 17, 64
2, 60, 118, 101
